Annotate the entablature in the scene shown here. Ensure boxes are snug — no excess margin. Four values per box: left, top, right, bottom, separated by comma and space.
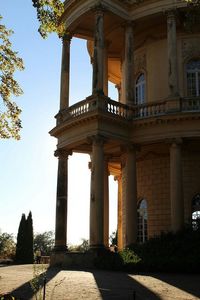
62, 0, 187, 35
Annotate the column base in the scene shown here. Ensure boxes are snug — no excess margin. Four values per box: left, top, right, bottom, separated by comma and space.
89, 244, 107, 255
53, 245, 68, 252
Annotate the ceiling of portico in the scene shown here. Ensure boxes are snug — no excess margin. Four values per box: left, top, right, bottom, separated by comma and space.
63, 0, 186, 85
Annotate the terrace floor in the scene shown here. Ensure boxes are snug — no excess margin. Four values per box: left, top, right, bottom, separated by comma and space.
0, 264, 200, 300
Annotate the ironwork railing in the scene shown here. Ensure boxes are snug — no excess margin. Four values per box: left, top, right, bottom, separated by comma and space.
59, 96, 200, 123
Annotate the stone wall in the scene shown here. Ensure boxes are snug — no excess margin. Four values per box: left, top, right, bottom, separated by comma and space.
137, 153, 170, 238
120, 143, 200, 247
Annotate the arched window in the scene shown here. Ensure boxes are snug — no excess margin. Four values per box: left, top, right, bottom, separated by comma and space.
192, 193, 200, 231
135, 73, 145, 105
137, 199, 148, 243
186, 60, 200, 97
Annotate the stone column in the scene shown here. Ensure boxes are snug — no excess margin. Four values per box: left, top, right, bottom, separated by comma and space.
170, 139, 184, 232
121, 22, 135, 105
116, 84, 122, 102
167, 10, 179, 97
92, 7, 105, 95
54, 149, 71, 251
90, 136, 105, 248
103, 42, 109, 96
122, 145, 137, 247
60, 34, 71, 110
104, 159, 109, 248
115, 175, 123, 251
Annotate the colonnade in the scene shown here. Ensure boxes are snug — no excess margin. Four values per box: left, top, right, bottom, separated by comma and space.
53, 7, 184, 252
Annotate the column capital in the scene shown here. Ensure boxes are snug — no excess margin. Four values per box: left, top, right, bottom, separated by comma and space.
54, 149, 72, 159
62, 32, 72, 43
122, 20, 135, 30
121, 143, 140, 153
88, 134, 106, 146
166, 137, 183, 146
92, 3, 106, 15
114, 175, 122, 181
165, 8, 178, 19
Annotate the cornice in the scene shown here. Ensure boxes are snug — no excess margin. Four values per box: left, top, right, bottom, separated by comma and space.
132, 113, 200, 129
50, 108, 130, 138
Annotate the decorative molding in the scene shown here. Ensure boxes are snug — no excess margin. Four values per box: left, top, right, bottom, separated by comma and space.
134, 52, 146, 74
124, 0, 143, 4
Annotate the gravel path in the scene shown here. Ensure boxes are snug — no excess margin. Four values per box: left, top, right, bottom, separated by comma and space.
0, 265, 200, 300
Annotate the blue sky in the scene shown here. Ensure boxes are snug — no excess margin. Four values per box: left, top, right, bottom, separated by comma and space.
0, 0, 118, 245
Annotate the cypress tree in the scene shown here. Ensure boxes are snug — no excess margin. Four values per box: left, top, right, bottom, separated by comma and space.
15, 213, 26, 263
15, 211, 34, 264
26, 211, 34, 263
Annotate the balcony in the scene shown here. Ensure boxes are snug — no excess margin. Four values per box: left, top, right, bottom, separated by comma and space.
50, 95, 200, 151
57, 96, 200, 123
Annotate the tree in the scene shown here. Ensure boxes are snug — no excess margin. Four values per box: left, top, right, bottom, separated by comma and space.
32, 0, 65, 38
34, 231, 54, 255
0, 15, 24, 139
0, 232, 16, 259
15, 212, 34, 264
15, 213, 26, 263
26, 212, 34, 263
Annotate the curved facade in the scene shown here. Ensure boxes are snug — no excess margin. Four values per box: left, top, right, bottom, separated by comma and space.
50, 0, 200, 255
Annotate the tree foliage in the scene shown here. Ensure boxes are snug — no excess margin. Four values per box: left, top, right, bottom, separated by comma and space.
34, 231, 54, 255
26, 212, 34, 262
15, 212, 34, 264
32, 0, 65, 38
68, 239, 89, 252
0, 15, 24, 140
0, 232, 16, 259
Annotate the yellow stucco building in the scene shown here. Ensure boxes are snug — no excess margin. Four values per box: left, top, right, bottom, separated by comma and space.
50, 0, 200, 265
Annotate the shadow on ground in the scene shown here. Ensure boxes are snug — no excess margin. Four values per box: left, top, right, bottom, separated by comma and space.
10, 268, 60, 300
92, 270, 161, 300
152, 273, 200, 299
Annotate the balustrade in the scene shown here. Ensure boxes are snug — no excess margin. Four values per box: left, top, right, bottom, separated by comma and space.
58, 97, 200, 124
182, 98, 200, 112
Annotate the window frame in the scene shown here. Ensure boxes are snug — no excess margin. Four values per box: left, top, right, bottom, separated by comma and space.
186, 60, 200, 97
137, 198, 148, 243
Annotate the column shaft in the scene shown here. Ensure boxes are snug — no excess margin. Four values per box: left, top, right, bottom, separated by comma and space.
54, 150, 70, 251
167, 10, 179, 97
116, 176, 123, 251
93, 9, 105, 94
170, 141, 184, 232
104, 160, 109, 248
60, 35, 71, 110
122, 23, 135, 105
103, 43, 108, 96
90, 137, 104, 248
122, 147, 137, 247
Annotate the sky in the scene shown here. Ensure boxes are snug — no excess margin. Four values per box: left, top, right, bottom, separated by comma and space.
0, 0, 118, 245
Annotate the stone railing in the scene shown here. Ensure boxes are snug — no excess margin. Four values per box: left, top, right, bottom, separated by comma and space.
60, 96, 131, 122
182, 97, 200, 112
58, 96, 200, 124
132, 100, 166, 119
